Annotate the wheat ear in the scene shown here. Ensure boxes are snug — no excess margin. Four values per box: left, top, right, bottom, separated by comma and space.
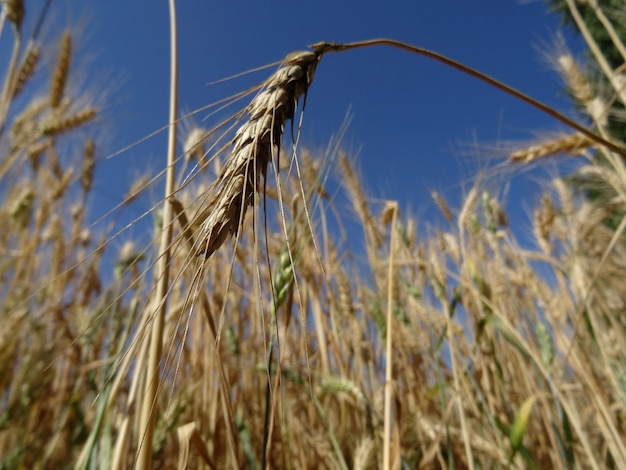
509, 133, 595, 163
50, 30, 71, 109
196, 48, 322, 257
12, 44, 40, 98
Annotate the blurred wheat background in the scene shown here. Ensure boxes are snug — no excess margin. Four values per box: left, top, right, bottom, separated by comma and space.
1, 1, 626, 469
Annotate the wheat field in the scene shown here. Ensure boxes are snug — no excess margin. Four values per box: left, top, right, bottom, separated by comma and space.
1, 1, 626, 469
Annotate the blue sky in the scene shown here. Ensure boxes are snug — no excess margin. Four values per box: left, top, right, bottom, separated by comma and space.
26, 1, 587, 242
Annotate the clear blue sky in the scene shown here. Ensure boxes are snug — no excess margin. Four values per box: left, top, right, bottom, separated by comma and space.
29, 1, 586, 239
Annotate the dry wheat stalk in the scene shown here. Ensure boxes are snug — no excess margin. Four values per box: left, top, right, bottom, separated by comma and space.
195, 48, 322, 258
353, 436, 374, 470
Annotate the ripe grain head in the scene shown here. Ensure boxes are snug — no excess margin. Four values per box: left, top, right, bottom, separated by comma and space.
195, 49, 322, 258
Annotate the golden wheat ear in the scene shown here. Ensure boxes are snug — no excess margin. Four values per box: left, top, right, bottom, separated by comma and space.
195, 49, 322, 258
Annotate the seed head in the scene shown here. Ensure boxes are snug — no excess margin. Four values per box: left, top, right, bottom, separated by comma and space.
196, 49, 322, 257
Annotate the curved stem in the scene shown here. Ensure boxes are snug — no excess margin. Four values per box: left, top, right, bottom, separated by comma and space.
311, 39, 626, 158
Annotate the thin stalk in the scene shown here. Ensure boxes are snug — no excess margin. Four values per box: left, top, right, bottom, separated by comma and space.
563, 0, 626, 106
0, 26, 21, 140
136, 0, 178, 468
313, 39, 626, 159
586, 0, 626, 64
0, 10, 6, 43
445, 307, 474, 468
383, 202, 397, 470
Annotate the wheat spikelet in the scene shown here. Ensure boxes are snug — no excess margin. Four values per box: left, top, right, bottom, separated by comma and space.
549, 34, 610, 126
553, 177, 574, 218
50, 31, 72, 109
534, 194, 555, 253
46, 146, 63, 179
578, 163, 626, 200
380, 201, 397, 226
272, 245, 295, 308
195, 49, 322, 257
509, 133, 594, 163
337, 271, 354, 317
2, 0, 24, 29
458, 186, 479, 233
182, 126, 207, 161
42, 107, 97, 136
431, 190, 453, 223
80, 138, 95, 192
482, 191, 508, 229
557, 53, 594, 104
10, 184, 34, 228
320, 375, 366, 405
12, 45, 40, 98
124, 175, 150, 205
26, 140, 48, 170
339, 151, 384, 249
10, 98, 47, 143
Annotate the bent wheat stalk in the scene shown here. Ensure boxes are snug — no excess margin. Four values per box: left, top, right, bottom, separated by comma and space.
196, 38, 626, 261
315, 39, 626, 158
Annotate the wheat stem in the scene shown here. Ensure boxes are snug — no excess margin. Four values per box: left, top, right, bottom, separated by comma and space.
586, 0, 626, 66
0, 9, 6, 41
313, 39, 626, 158
563, 0, 626, 107
136, 0, 178, 468
383, 201, 398, 470
0, 25, 21, 140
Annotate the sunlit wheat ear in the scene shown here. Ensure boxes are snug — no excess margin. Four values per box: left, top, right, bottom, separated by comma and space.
50, 30, 71, 109
42, 107, 97, 136
80, 138, 95, 192
431, 190, 453, 223
194, 48, 322, 258
508, 133, 596, 163
339, 151, 385, 250
12, 44, 40, 98
2, 0, 24, 29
